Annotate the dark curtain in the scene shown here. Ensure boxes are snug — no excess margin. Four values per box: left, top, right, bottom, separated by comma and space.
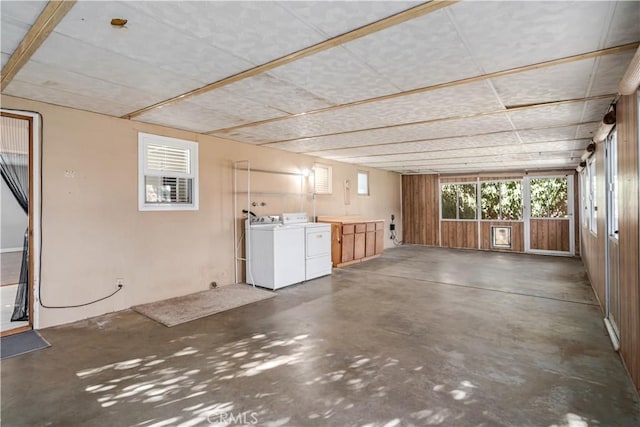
0, 153, 30, 321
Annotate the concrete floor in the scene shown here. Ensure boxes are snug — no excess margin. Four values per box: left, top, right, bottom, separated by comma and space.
2, 246, 639, 426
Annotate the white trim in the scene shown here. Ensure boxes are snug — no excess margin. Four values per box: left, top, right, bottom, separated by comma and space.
138, 132, 199, 211
0, 247, 24, 253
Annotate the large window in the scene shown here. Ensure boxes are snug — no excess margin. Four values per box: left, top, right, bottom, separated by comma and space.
314, 163, 332, 194
441, 183, 477, 220
138, 132, 198, 211
481, 181, 522, 220
529, 177, 568, 218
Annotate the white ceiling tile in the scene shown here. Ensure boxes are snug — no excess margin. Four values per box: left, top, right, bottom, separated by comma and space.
589, 50, 637, 97
278, 1, 420, 38
605, 1, 640, 47
491, 59, 595, 107
581, 98, 616, 122
7, 59, 160, 113
124, 1, 326, 66
1, 53, 10, 69
508, 103, 586, 129
28, 32, 204, 102
52, 1, 253, 84
269, 113, 515, 153
4, 79, 134, 117
187, 88, 288, 125
576, 122, 599, 139
269, 46, 400, 104
1, 19, 30, 56
312, 132, 521, 160
221, 73, 335, 115
220, 81, 504, 143
0, 1, 47, 25
517, 126, 580, 143
343, 9, 483, 91
133, 101, 243, 134
449, 1, 611, 73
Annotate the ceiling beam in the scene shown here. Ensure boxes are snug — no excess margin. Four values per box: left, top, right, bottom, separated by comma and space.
122, 0, 457, 120
257, 94, 614, 146
292, 121, 599, 154
210, 42, 638, 136
0, 0, 76, 91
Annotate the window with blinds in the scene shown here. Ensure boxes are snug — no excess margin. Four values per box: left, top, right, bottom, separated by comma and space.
314, 164, 332, 194
138, 133, 198, 211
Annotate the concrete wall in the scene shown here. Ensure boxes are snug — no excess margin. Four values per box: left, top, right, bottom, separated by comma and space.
1, 175, 28, 251
2, 95, 402, 329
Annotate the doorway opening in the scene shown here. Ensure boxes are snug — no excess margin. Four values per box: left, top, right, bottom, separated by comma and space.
1, 111, 40, 336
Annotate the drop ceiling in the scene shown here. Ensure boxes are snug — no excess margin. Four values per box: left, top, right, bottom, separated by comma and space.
1, 1, 639, 174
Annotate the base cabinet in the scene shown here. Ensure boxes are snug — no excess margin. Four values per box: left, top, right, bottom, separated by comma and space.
321, 219, 384, 267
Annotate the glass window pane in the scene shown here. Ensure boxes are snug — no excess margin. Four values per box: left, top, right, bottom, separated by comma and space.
481, 182, 500, 220
357, 172, 369, 195
145, 176, 193, 204
441, 185, 457, 219
458, 184, 477, 219
500, 181, 523, 220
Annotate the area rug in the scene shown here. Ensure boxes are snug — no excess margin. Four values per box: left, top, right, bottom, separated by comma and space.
133, 285, 276, 327
1, 330, 50, 359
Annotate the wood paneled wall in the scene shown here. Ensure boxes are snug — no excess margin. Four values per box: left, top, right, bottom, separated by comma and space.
530, 219, 571, 252
402, 174, 439, 245
617, 92, 640, 393
441, 221, 477, 249
580, 92, 640, 394
480, 221, 524, 252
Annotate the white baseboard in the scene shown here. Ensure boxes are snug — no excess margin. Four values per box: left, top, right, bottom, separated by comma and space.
0, 247, 23, 254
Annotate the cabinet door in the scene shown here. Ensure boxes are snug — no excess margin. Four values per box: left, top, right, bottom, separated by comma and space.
365, 231, 376, 257
375, 230, 384, 254
341, 233, 355, 263
354, 230, 366, 259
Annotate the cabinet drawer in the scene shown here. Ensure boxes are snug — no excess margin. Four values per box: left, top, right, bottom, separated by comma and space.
355, 223, 366, 233
366, 223, 375, 232
343, 224, 355, 235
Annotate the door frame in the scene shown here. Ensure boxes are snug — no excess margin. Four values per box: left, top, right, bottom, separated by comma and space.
0, 110, 41, 334
604, 130, 621, 343
523, 174, 575, 256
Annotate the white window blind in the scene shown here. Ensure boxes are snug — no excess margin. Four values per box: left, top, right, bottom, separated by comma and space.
145, 144, 191, 175
314, 164, 332, 194
138, 133, 198, 211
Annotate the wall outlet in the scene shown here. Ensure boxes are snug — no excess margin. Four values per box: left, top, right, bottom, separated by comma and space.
115, 278, 124, 288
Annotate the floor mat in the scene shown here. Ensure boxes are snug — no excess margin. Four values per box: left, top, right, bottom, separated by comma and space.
1, 330, 50, 359
133, 285, 276, 327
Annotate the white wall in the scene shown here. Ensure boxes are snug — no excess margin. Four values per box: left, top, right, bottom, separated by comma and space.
3, 95, 402, 329
1, 175, 28, 251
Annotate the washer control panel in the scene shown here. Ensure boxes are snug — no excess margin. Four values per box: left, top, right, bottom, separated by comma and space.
282, 212, 308, 224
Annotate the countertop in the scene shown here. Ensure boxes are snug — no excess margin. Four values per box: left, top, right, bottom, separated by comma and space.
317, 216, 384, 224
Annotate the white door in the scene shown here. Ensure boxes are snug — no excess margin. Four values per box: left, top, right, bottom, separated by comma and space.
524, 176, 574, 255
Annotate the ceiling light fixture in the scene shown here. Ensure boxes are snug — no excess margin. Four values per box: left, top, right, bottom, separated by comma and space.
618, 46, 640, 95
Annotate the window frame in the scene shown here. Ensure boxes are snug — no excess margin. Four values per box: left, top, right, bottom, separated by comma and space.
313, 163, 333, 195
588, 157, 597, 235
479, 179, 523, 221
357, 171, 369, 196
138, 132, 199, 211
440, 182, 478, 221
